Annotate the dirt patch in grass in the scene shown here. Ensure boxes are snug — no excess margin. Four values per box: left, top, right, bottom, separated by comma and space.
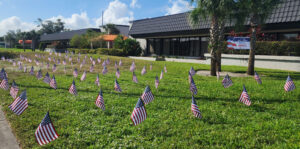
196, 70, 252, 77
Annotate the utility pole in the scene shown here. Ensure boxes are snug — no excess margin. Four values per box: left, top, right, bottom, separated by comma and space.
102, 11, 104, 27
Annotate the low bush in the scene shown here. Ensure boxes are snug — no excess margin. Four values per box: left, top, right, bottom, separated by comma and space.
223, 41, 300, 56
67, 48, 124, 56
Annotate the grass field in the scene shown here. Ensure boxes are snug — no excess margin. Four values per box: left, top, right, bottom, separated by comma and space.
0, 49, 299, 148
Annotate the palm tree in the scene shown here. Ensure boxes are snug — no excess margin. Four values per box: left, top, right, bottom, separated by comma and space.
4, 30, 17, 48
28, 30, 40, 51
189, 0, 235, 76
102, 24, 120, 35
235, 0, 281, 75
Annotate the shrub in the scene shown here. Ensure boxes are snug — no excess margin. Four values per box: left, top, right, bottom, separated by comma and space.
70, 35, 89, 48
98, 48, 124, 56
122, 38, 142, 56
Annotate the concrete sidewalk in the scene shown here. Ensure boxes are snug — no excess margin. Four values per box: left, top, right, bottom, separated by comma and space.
129, 55, 300, 72
0, 106, 20, 149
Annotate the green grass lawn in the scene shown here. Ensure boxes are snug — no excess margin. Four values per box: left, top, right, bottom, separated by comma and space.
0, 50, 299, 148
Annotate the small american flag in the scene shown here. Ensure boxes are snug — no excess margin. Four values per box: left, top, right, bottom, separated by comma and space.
24, 66, 27, 73
0, 75, 9, 90
46, 63, 50, 69
30, 66, 34, 75
57, 59, 60, 65
131, 98, 147, 126
102, 66, 108, 75
52, 64, 57, 72
71, 62, 73, 66
132, 71, 138, 83
69, 56, 72, 62
53, 58, 56, 63
36, 69, 43, 80
155, 75, 159, 89
106, 58, 110, 65
80, 71, 86, 81
0, 68, 7, 79
10, 80, 19, 99
50, 75, 57, 89
80, 63, 83, 69
95, 74, 100, 86
43, 72, 51, 84
97, 57, 101, 63
239, 85, 251, 106
160, 70, 163, 80
35, 112, 59, 146
191, 96, 202, 119
95, 89, 105, 110
188, 72, 192, 84
284, 75, 296, 92
190, 75, 197, 95
77, 57, 80, 63
115, 61, 118, 69
164, 64, 167, 73
254, 71, 262, 84
222, 74, 233, 88
102, 61, 106, 67
141, 66, 146, 75
48, 56, 51, 62
8, 90, 28, 115
217, 71, 220, 81
114, 79, 122, 92
90, 56, 93, 62
190, 67, 196, 76
130, 61, 135, 72
116, 68, 120, 78
63, 59, 66, 65
150, 63, 152, 71
141, 86, 154, 104
119, 59, 122, 66
69, 80, 77, 95
73, 68, 78, 78
90, 65, 94, 72
19, 63, 23, 71
92, 60, 96, 66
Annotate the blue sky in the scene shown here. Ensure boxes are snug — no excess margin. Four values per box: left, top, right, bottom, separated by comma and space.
0, 0, 192, 36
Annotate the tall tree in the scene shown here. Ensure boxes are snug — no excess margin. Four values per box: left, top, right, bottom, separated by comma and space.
235, 0, 281, 75
102, 24, 120, 35
36, 18, 65, 34
4, 30, 17, 48
16, 30, 29, 52
189, 0, 235, 76
28, 30, 40, 51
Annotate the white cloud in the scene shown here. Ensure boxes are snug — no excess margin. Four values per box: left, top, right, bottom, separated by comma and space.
166, 0, 192, 15
96, 0, 134, 26
47, 12, 92, 30
130, 0, 140, 8
0, 16, 36, 36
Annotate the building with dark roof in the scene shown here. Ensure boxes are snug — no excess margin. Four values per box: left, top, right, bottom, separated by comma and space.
129, 0, 300, 57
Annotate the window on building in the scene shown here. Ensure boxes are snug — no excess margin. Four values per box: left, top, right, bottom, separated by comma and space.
278, 33, 299, 41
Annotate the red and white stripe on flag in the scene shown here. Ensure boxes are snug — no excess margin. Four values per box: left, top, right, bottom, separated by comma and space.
35, 112, 59, 145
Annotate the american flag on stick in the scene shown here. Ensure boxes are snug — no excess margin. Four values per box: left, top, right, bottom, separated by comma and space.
80, 71, 86, 81
284, 75, 296, 92
46, 63, 50, 69
191, 96, 202, 119
30, 66, 34, 75
0, 75, 9, 90
48, 56, 51, 62
24, 66, 27, 73
239, 85, 251, 106
95, 89, 105, 110
114, 79, 122, 92
164, 64, 167, 73
115, 61, 118, 69
35, 112, 59, 146
36, 69, 43, 80
8, 90, 28, 115
97, 57, 101, 64
50, 75, 57, 89
19, 63, 23, 71
141, 86, 154, 104
254, 71, 262, 84
43, 72, 51, 84
130, 61, 135, 72
160, 70, 163, 80
132, 71, 138, 83
63, 59, 66, 65
0, 68, 7, 79
189, 75, 197, 95
52, 64, 57, 72
131, 98, 147, 126
190, 67, 196, 76
141, 66, 146, 75
69, 80, 77, 95
10, 80, 19, 99
95, 74, 100, 87
119, 59, 122, 66
116, 68, 120, 78
102, 61, 106, 67
150, 63, 152, 71
222, 74, 233, 88
188, 71, 192, 84
73, 68, 78, 78
77, 57, 80, 63
90, 65, 94, 72
69, 56, 72, 62
92, 60, 96, 66
102, 66, 108, 75
106, 58, 110, 65
155, 75, 159, 89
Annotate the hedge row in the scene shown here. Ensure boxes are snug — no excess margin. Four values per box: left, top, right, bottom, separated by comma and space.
67, 48, 125, 56
224, 41, 300, 56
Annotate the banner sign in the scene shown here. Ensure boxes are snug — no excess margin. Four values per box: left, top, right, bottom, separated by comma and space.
227, 37, 250, 50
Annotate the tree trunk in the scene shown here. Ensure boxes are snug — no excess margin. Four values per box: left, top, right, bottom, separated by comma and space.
22, 38, 25, 52
209, 15, 219, 76
216, 50, 222, 72
216, 20, 225, 72
247, 25, 256, 75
